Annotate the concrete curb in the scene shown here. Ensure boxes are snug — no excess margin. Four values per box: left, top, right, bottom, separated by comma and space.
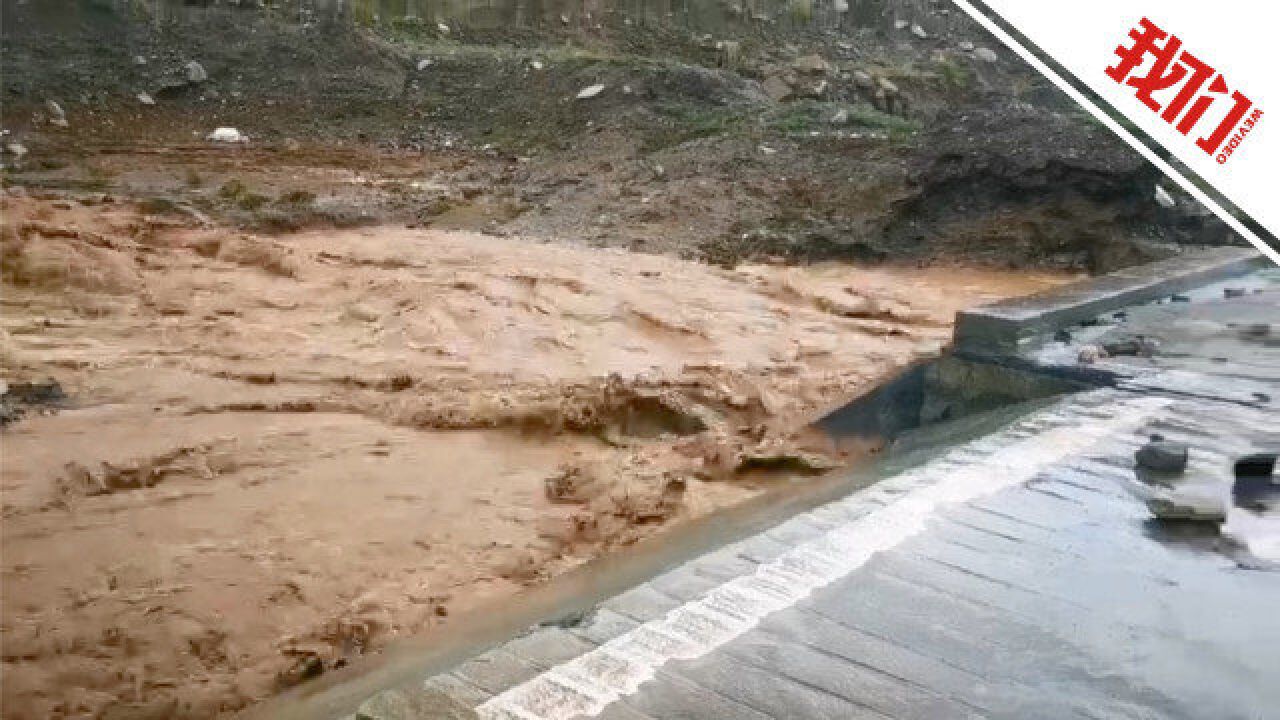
954, 247, 1268, 354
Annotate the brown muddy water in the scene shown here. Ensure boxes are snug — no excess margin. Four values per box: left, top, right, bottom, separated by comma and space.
0, 190, 1073, 719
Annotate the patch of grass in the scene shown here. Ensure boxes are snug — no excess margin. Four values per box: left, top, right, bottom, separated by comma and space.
769, 103, 819, 135
136, 196, 180, 215
789, 0, 813, 22
219, 178, 270, 211
643, 103, 748, 152
80, 161, 117, 191
936, 59, 971, 90
845, 105, 921, 135
276, 189, 316, 206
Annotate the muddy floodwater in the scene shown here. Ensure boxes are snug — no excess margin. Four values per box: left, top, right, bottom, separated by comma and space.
0, 185, 1071, 718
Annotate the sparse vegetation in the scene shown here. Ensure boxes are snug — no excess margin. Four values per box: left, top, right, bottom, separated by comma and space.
219, 178, 270, 211
936, 58, 972, 90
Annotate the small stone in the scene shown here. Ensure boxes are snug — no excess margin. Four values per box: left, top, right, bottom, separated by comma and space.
1102, 335, 1157, 357
1077, 344, 1108, 364
1136, 441, 1189, 474
853, 70, 875, 89
893, 19, 909, 30
436, 21, 450, 34
45, 100, 68, 127
830, 108, 850, 125
576, 83, 606, 99
205, 127, 246, 143
530, 60, 544, 70
974, 47, 999, 63
185, 61, 208, 84
5, 142, 28, 157
416, 58, 432, 71
133, 55, 147, 66
958, 41, 975, 52
910, 23, 928, 39
762, 74, 793, 101
136, 92, 155, 106
791, 54, 829, 75
1154, 185, 1176, 208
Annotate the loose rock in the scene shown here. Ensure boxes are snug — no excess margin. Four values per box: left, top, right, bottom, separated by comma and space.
1102, 335, 1158, 358
1136, 440, 1189, 474
762, 74, 792, 102
206, 127, 247, 143
791, 54, 829, 75
1077, 344, 1108, 364
974, 47, 999, 63
45, 100, 68, 127
576, 84, 606, 100
185, 61, 208, 84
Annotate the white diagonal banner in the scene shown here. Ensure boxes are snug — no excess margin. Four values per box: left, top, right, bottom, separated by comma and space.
954, 0, 1280, 266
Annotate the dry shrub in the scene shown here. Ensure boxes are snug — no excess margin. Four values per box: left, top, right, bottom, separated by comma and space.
216, 235, 299, 277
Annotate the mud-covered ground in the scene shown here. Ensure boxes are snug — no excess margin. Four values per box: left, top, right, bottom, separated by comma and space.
0, 188, 1071, 718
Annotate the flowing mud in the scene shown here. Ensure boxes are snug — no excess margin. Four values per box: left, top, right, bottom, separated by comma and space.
0, 191, 1071, 718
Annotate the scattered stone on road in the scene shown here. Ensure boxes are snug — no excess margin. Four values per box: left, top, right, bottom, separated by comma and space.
575, 83, 606, 99
1077, 344, 1108, 364
1103, 335, 1158, 358
1136, 440, 1189, 474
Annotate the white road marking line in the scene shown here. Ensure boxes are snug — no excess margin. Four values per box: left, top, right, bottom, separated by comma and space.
476, 394, 1170, 720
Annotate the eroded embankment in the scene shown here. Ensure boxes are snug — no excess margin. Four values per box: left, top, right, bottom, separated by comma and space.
0, 193, 1071, 718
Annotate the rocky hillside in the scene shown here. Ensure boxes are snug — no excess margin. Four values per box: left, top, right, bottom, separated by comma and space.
1, 0, 1237, 271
